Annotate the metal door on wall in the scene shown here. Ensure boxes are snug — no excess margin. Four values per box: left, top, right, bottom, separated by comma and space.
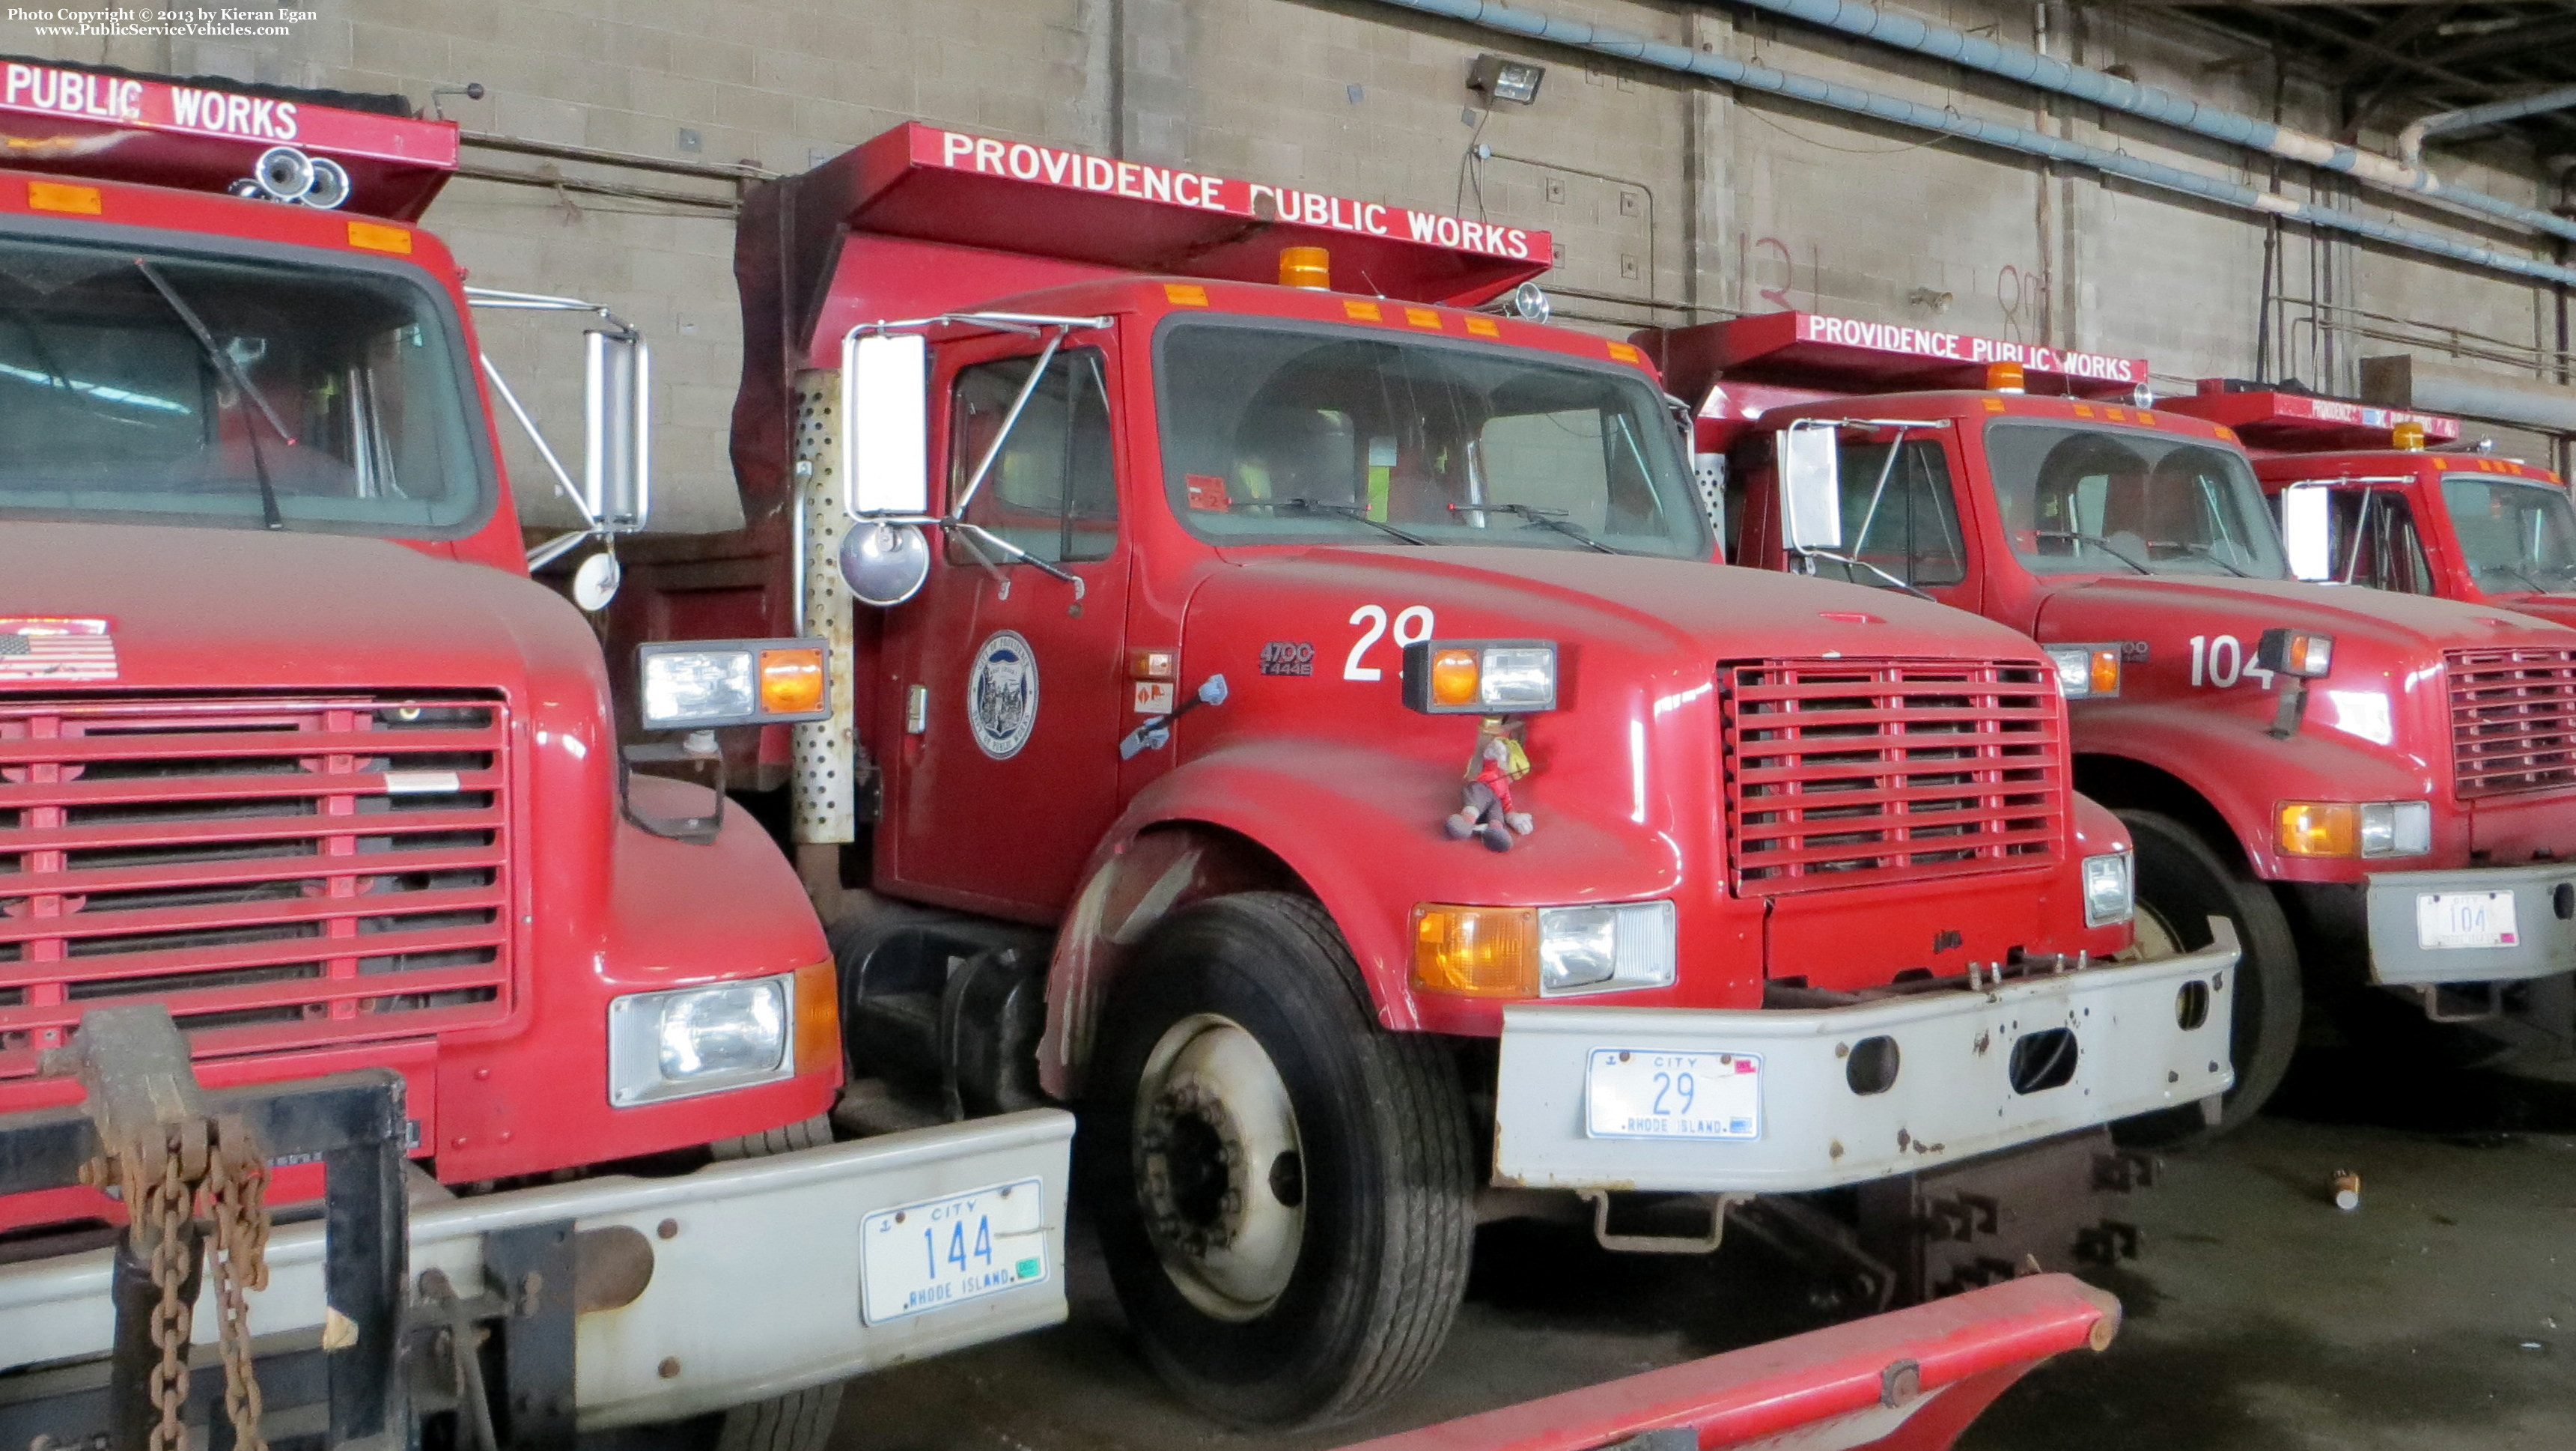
879, 333, 1131, 919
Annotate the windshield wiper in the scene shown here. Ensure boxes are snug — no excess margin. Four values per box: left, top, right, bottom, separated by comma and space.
2485, 560, 2554, 594
134, 260, 290, 531
1449, 502, 1620, 555
1790, 547, 1937, 601
2159, 541, 2255, 577
2032, 529, 2152, 575
1273, 498, 1431, 546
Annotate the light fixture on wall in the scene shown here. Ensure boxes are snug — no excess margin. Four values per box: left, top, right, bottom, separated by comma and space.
1467, 54, 1546, 106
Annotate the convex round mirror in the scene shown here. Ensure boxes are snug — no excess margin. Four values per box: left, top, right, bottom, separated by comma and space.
841, 521, 931, 606
571, 551, 623, 612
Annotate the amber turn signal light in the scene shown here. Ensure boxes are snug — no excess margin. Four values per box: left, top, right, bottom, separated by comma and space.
2277, 801, 2359, 857
1411, 904, 1539, 997
757, 646, 826, 716
2255, 627, 2333, 679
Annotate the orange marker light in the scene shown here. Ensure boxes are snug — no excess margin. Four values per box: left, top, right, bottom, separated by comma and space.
1130, 648, 1178, 681
1280, 246, 1331, 290
756, 646, 826, 716
1411, 905, 1539, 997
1986, 361, 2027, 394
27, 181, 100, 215
1428, 648, 1481, 707
2089, 649, 2122, 696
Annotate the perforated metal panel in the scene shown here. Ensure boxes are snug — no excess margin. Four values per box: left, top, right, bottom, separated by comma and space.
792, 370, 857, 845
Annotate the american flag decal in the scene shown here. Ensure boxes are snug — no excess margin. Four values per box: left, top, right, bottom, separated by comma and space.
0, 618, 118, 684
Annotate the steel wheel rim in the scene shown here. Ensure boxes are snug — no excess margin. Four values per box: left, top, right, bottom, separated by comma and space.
1132, 1012, 1308, 1322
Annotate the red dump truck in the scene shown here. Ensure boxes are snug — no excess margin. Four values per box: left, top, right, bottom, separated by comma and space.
1661, 312, 2576, 1122
615, 124, 2236, 1428
2167, 383, 2576, 632
0, 60, 1072, 1451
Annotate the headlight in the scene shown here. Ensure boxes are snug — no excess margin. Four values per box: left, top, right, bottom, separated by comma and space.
2082, 850, 2134, 927
2277, 800, 2432, 858
637, 638, 832, 728
1401, 639, 1559, 714
2044, 644, 2123, 699
1410, 900, 1674, 997
2256, 627, 2334, 679
609, 975, 794, 1106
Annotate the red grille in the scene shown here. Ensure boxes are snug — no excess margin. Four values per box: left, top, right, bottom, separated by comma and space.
0, 693, 514, 1076
2448, 647, 2576, 799
1720, 658, 2068, 892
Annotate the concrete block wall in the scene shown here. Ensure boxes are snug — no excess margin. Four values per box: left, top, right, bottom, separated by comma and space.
10, 0, 2567, 529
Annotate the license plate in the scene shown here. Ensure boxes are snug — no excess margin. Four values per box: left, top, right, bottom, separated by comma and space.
859, 1178, 1049, 1324
2417, 890, 2520, 950
1585, 1048, 1761, 1140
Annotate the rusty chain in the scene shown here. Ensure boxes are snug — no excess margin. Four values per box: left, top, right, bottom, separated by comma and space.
82, 1117, 271, 1451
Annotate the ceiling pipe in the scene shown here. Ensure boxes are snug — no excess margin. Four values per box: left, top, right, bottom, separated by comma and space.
1717, 0, 2576, 247
2399, 84, 2576, 168
1354, 0, 2576, 288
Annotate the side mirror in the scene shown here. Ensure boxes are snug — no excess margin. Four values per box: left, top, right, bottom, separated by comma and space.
582, 328, 651, 532
1777, 422, 1843, 553
2281, 485, 2333, 581
841, 333, 931, 517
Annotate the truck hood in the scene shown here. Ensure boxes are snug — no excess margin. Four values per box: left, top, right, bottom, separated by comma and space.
2034, 573, 2575, 657
0, 523, 598, 694
1233, 545, 2052, 663
2474, 592, 2576, 631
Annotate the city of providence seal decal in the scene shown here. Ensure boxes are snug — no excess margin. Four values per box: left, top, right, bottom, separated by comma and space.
968, 630, 1039, 759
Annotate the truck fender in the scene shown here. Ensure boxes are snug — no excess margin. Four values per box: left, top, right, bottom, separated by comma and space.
2071, 700, 2440, 877
1035, 743, 1437, 1100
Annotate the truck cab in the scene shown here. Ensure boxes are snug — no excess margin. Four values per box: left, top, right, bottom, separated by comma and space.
0, 61, 1071, 1451
621, 124, 2238, 1429
1669, 311, 2576, 1133
2164, 381, 2576, 629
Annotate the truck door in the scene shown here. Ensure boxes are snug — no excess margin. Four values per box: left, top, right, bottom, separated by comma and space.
1784, 426, 1983, 614
878, 335, 1130, 919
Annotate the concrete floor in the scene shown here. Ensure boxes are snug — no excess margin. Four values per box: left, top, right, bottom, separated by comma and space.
826, 1050, 2576, 1451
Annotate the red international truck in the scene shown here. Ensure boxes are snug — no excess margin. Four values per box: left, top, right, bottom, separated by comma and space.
615, 123, 2238, 1428
2167, 383, 2576, 630
1659, 311, 2576, 1122
0, 61, 1075, 1451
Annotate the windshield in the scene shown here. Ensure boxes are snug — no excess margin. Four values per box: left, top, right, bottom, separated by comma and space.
1155, 320, 1710, 559
1987, 421, 2286, 579
0, 230, 486, 535
2440, 475, 2576, 594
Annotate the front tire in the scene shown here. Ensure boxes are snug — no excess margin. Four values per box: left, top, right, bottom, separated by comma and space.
2116, 811, 2303, 1143
1080, 892, 1475, 1429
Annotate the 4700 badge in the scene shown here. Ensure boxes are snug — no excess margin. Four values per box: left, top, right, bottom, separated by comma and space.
859, 1177, 1050, 1323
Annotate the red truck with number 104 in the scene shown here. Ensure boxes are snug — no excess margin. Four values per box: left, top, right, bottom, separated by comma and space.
0, 59, 1076, 1451
1656, 312, 2576, 1127
613, 123, 2238, 1429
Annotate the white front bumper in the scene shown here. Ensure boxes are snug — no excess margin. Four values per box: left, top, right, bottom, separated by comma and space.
1493, 934, 2236, 1194
0, 1110, 1074, 1432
